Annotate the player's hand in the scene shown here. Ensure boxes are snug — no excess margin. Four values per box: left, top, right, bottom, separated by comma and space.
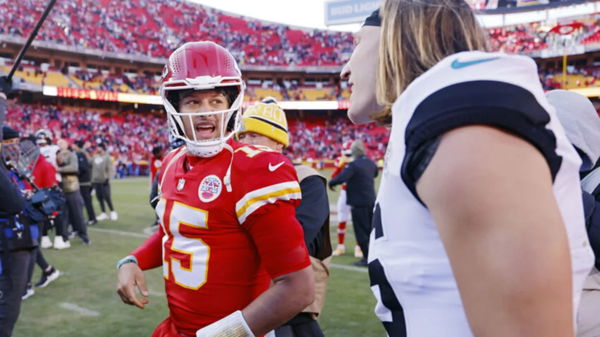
328, 182, 336, 192
0, 76, 12, 97
116, 263, 149, 309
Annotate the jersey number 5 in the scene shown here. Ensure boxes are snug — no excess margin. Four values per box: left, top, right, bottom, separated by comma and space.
156, 199, 209, 290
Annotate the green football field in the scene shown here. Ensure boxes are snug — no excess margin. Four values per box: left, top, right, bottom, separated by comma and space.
13, 174, 386, 337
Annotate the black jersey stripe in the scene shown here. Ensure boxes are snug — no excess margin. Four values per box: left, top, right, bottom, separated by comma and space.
401, 80, 562, 203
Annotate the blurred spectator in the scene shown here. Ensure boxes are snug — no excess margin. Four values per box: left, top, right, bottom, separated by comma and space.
72, 140, 96, 226
56, 139, 89, 245
91, 143, 117, 221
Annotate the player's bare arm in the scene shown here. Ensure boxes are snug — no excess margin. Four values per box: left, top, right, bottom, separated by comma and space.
242, 265, 314, 336
417, 125, 573, 337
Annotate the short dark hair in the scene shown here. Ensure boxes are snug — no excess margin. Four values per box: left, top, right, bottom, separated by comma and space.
152, 145, 163, 156
74, 139, 85, 148
176, 87, 238, 110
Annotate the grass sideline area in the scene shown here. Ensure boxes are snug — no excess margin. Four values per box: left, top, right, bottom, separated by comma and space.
13, 173, 386, 337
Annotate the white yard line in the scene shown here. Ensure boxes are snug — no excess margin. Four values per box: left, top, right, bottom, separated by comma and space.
88, 227, 149, 238
59, 302, 100, 317
329, 263, 368, 273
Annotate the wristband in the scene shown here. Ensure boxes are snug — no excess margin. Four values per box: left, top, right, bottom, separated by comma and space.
196, 310, 255, 337
116, 255, 138, 270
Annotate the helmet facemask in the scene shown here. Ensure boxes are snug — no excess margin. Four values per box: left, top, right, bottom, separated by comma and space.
160, 41, 245, 158
163, 81, 244, 157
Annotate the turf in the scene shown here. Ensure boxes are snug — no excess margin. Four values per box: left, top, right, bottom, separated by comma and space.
13, 174, 385, 337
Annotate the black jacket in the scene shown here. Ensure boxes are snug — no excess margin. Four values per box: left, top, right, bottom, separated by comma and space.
0, 164, 38, 252
296, 174, 330, 258
329, 155, 378, 207
76, 151, 91, 184
0, 163, 24, 218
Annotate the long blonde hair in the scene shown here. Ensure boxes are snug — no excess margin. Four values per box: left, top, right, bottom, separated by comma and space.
376, 0, 487, 121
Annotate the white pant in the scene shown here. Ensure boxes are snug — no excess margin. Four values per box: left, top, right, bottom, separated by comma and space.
336, 189, 351, 223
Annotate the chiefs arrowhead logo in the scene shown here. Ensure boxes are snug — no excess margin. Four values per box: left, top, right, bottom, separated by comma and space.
198, 175, 222, 203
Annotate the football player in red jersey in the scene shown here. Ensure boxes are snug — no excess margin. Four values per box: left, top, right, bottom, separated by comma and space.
116, 41, 314, 337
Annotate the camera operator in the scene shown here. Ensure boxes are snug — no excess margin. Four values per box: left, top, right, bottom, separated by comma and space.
4, 131, 63, 298
0, 76, 32, 337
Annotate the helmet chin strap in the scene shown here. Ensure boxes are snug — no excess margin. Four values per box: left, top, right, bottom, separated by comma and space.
222, 142, 234, 193
185, 141, 224, 158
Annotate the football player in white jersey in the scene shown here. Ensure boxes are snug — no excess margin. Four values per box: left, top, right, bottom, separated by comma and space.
342, 2, 593, 337
35, 129, 59, 169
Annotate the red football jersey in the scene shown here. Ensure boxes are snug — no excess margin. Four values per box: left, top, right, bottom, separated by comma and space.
135, 140, 310, 336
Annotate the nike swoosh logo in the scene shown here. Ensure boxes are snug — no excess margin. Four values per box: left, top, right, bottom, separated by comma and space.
268, 162, 285, 172
451, 56, 499, 69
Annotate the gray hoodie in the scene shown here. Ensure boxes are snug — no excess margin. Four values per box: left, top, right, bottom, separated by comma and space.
91, 152, 112, 183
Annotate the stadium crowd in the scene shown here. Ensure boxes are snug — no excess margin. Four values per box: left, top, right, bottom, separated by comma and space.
2, 102, 387, 173
3, 102, 169, 175
287, 118, 388, 163
0, 0, 353, 66
14, 58, 600, 100
1, 0, 599, 70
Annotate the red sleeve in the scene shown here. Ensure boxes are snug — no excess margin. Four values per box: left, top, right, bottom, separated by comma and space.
32, 156, 57, 188
331, 161, 346, 179
131, 229, 163, 270
245, 203, 311, 279
234, 150, 302, 226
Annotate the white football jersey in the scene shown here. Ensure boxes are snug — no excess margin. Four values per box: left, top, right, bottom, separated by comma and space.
369, 51, 594, 337
39, 144, 61, 182
39, 144, 59, 168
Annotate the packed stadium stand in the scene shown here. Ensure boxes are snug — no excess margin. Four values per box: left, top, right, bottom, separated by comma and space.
4, 101, 169, 170
1, 0, 600, 172
3, 101, 387, 170
0, 0, 354, 66
1, 0, 599, 70
1, 1, 600, 94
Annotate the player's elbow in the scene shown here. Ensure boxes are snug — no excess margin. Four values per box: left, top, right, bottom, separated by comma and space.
293, 266, 315, 309
277, 265, 315, 311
